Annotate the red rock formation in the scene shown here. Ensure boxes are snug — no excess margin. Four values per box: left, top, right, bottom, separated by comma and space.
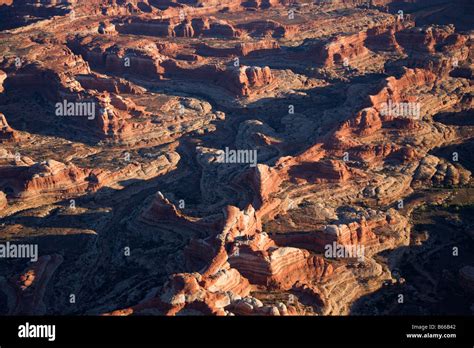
198, 40, 280, 57
71, 34, 275, 97
1, 0, 472, 319
308, 32, 369, 67
371, 68, 436, 108
396, 25, 467, 55
237, 41, 281, 56
183, 204, 262, 266
249, 164, 284, 209
304, 18, 414, 66
140, 191, 197, 225
328, 68, 436, 155
8, 255, 63, 315
225, 65, 274, 97
365, 21, 411, 52
394, 25, 470, 75
108, 251, 253, 315
137, 197, 333, 314
116, 16, 243, 39
323, 219, 378, 247
0, 160, 92, 201
290, 160, 351, 184
162, 62, 274, 97
228, 236, 333, 289
0, 191, 7, 209
351, 143, 399, 163
76, 74, 145, 94
153, 267, 251, 315
271, 213, 386, 253
238, 19, 299, 39
139, 60, 457, 316
0, 113, 19, 143
222, 205, 262, 241
0, 70, 6, 93
413, 155, 471, 187
98, 21, 117, 35
20, 160, 89, 198
339, 108, 383, 137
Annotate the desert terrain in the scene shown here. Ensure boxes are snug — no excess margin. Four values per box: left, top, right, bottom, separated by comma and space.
0, 0, 473, 316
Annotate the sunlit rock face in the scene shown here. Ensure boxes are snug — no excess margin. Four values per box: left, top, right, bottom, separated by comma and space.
0, 0, 473, 317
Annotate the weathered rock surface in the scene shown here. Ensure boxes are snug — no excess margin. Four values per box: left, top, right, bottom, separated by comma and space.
0, 113, 19, 142
0, 0, 472, 317
3, 255, 64, 315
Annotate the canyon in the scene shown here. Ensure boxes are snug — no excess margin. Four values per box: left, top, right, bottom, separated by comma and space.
0, 0, 473, 317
